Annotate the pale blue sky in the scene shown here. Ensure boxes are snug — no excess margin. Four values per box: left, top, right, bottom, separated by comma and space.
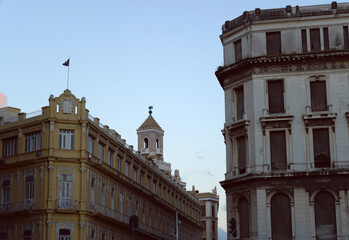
1, 0, 347, 237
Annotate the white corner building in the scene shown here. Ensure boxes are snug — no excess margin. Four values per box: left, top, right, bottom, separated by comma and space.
216, 2, 349, 240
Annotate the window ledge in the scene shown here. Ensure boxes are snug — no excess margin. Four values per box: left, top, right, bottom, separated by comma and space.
303, 112, 337, 132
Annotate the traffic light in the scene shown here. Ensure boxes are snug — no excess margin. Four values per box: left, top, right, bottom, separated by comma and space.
229, 217, 237, 237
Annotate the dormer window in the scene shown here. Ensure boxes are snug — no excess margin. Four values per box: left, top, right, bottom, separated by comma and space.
266, 32, 281, 55
143, 138, 149, 149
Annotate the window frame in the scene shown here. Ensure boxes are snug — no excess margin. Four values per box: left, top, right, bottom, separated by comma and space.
59, 129, 74, 150
2, 136, 18, 157
25, 131, 41, 152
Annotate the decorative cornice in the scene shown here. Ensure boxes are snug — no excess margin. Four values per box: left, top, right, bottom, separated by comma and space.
216, 52, 349, 89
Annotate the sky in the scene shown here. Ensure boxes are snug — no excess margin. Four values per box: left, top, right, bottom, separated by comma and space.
1, 0, 347, 238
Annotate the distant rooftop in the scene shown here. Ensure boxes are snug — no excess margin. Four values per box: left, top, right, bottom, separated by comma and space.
222, 2, 349, 34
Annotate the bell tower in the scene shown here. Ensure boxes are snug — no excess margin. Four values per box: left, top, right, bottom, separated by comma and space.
137, 106, 171, 174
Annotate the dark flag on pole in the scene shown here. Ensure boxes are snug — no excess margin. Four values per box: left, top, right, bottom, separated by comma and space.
63, 59, 70, 66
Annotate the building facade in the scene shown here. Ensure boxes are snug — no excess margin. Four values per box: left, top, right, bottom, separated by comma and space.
216, 2, 349, 240
0, 90, 201, 240
191, 186, 219, 240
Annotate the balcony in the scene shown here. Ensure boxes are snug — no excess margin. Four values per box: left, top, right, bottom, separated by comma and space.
141, 148, 149, 154
0, 200, 36, 214
56, 199, 78, 210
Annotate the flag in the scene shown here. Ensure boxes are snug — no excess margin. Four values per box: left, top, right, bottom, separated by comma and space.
63, 59, 70, 66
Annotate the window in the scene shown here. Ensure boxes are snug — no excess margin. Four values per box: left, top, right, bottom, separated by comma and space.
0, 228, 8, 240
156, 138, 160, 149
23, 229, 32, 240
1, 180, 10, 206
117, 156, 122, 171
143, 138, 149, 148
310, 28, 321, 52
201, 205, 206, 217
270, 131, 287, 170
266, 32, 281, 55
302, 29, 307, 53
111, 188, 114, 210
101, 183, 105, 205
323, 27, 329, 51
59, 229, 71, 240
268, 80, 284, 114
238, 198, 250, 238
140, 172, 144, 186
59, 130, 74, 150
91, 178, 95, 204
313, 128, 331, 168
98, 143, 104, 161
310, 81, 327, 111
119, 191, 123, 214
125, 161, 129, 177
271, 193, 292, 240
25, 175, 34, 200
59, 174, 72, 208
315, 192, 336, 239
108, 149, 114, 167
234, 39, 242, 62
235, 86, 244, 121
133, 168, 137, 182
344, 26, 349, 49
146, 177, 150, 189
2, 136, 17, 157
153, 181, 156, 194
237, 136, 247, 174
91, 230, 95, 240
211, 205, 215, 217
88, 136, 94, 154
25, 131, 41, 152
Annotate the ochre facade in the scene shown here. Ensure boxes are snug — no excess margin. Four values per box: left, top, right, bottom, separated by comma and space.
0, 90, 201, 240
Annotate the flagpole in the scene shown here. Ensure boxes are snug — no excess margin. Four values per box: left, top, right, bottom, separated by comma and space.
67, 56, 70, 89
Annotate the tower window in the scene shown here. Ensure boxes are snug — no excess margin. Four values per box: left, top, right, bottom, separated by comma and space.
156, 138, 159, 149
143, 138, 149, 148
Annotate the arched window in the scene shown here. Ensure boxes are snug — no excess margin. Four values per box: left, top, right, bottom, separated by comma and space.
315, 191, 336, 239
271, 193, 292, 240
238, 197, 250, 238
156, 138, 159, 149
143, 138, 149, 148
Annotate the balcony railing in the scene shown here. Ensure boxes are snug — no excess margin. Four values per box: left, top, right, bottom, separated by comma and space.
56, 199, 78, 209
0, 200, 36, 213
141, 148, 149, 154
89, 203, 174, 240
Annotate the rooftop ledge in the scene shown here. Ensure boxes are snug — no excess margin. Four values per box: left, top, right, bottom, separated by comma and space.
222, 2, 349, 34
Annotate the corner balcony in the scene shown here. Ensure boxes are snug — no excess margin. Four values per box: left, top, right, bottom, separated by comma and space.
56, 199, 78, 210
0, 200, 36, 214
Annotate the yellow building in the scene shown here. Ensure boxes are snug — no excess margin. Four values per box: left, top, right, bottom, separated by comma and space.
0, 90, 201, 240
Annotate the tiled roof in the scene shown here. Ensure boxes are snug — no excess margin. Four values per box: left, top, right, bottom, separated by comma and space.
137, 114, 164, 131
